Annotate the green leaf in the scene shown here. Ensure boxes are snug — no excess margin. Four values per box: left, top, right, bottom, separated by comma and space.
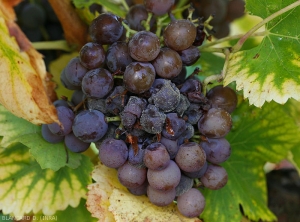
201, 101, 300, 222
34, 198, 97, 222
72, 0, 126, 18
0, 105, 82, 171
224, 0, 300, 107
0, 143, 93, 217
196, 52, 225, 79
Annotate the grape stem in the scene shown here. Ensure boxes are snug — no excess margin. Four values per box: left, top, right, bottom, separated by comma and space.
120, 0, 129, 11
141, 12, 153, 31
105, 116, 121, 122
122, 21, 137, 39
232, 0, 300, 52
32, 40, 73, 51
199, 31, 267, 50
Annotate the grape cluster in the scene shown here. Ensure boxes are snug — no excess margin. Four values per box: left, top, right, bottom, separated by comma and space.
191, 0, 245, 38
41, 1, 238, 218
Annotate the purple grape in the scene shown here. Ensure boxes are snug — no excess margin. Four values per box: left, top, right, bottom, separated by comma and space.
72, 110, 108, 143
128, 143, 145, 167
163, 19, 197, 51
152, 48, 182, 79
160, 136, 179, 159
177, 188, 206, 218
128, 180, 148, 196
105, 41, 132, 73
41, 124, 64, 143
198, 108, 232, 138
201, 164, 228, 190
179, 46, 200, 66
175, 142, 206, 172
147, 160, 181, 191
175, 174, 193, 197
128, 31, 160, 62
48, 106, 74, 136
200, 138, 231, 164
143, 142, 170, 170
89, 13, 124, 45
123, 62, 156, 94
161, 113, 186, 140
148, 79, 180, 112
183, 161, 208, 179
140, 104, 166, 134
126, 4, 156, 31
64, 57, 88, 87
144, 0, 175, 16
118, 161, 147, 188
81, 68, 114, 98
79, 42, 106, 69
99, 138, 128, 168
147, 185, 176, 206
64, 132, 90, 153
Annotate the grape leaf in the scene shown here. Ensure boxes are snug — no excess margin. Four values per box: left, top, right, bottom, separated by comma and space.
201, 101, 300, 222
0, 105, 82, 171
33, 198, 97, 222
0, 10, 58, 125
86, 163, 202, 222
0, 143, 93, 217
72, 0, 126, 18
224, 0, 300, 107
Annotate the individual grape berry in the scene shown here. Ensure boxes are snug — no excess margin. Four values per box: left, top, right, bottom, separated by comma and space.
177, 122, 194, 145
179, 46, 201, 66
183, 103, 203, 125
173, 95, 189, 117
144, 0, 175, 16
200, 138, 231, 164
201, 164, 228, 190
64, 132, 90, 153
128, 144, 145, 167
147, 185, 176, 206
183, 161, 208, 179
60, 68, 81, 90
48, 106, 74, 136
128, 180, 148, 196
71, 90, 85, 106
140, 104, 166, 134
118, 161, 147, 188
86, 98, 108, 114
41, 124, 64, 143
199, 0, 228, 25
19, 3, 46, 29
177, 188, 206, 218
193, 25, 206, 46
179, 79, 201, 95
144, 142, 170, 170
128, 31, 160, 62
160, 136, 179, 159
163, 19, 197, 51
148, 79, 180, 112
121, 112, 137, 130
89, 13, 124, 45
226, 0, 245, 21
171, 66, 187, 85
161, 113, 186, 140
81, 68, 114, 98
123, 62, 156, 94
64, 57, 88, 87
99, 138, 128, 168
175, 174, 193, 197
122, 96, 148, 118
198, 108, 232, 138
175, 142, 206, 172
105, 86, 128, 115
147, 160, 181, 191
79, 42, 106, 69
72, 110, 108, 143
53, 99, 70, 108
206, 85, 238, 113
105, 41, 132, 73
152, 47, 182, 79
126, 4, 156, 31
213, 21, 230, 39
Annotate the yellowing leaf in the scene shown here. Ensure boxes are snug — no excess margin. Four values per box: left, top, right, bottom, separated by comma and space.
0, 13, 58, 125
0, 143, 93, 217
86, 163, 202, 222
109, 189, 202, 222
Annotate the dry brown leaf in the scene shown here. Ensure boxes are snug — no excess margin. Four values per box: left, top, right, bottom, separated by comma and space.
0, 4, 58, 125
86, 163, 202, 222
